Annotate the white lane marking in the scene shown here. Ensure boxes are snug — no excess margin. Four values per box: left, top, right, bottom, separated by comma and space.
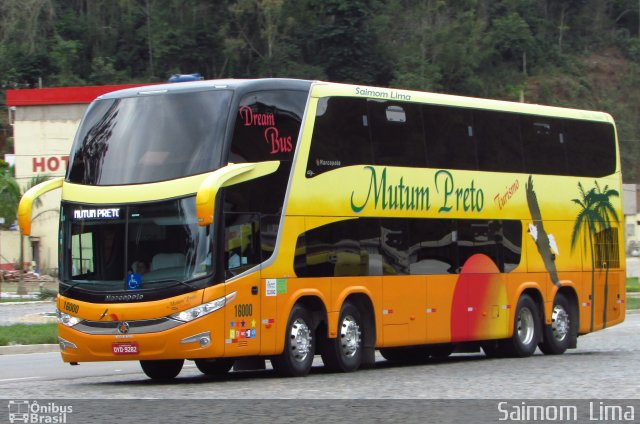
0, 376, 41, 383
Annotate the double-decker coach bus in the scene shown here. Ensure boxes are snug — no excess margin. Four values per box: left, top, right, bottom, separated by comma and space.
19, 79, 625, 379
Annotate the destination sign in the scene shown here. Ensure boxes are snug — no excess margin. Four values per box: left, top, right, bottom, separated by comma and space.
73, 208, 121, 220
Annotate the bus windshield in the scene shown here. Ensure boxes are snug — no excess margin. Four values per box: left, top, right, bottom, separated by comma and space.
67, 89, 233, 185
61, 196, 213, 294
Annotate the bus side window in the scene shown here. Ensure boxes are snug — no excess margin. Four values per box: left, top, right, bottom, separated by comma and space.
71, 230, 94, 277
294, 218, 373, 278
522, 115, 566, 176
307, 97, 371, 177
368, 100, 427, 168
224, 213, 260, 276
563, 119, 616, 178
379, 218, 410, 275
474, 110, 523, 173
424, 105, 477, 171
231, 90, 306, 163
408, 219, 456, 275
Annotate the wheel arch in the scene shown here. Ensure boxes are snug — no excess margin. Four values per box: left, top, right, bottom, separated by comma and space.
512, 287, 544, 341
342, 292, 377, 367
275, 292, 329, 356
550, 285, 580, 349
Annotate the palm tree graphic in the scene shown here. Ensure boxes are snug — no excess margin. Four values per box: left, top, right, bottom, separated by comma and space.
570, 181, 619, 332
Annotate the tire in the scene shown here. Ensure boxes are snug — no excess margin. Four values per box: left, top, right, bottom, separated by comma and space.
539, 293, 572, 355
271, 304, 315, 377
321, 302, 363, 372
140, 359, 184, 380
504, 294, 541, 357
195, 358, 235, 376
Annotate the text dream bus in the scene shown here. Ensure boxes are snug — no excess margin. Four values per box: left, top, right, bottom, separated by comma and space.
19, 79, 625, 379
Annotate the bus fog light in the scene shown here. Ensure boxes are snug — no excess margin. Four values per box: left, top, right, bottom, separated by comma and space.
58, 336, 77, 351
181, 331, 211, 345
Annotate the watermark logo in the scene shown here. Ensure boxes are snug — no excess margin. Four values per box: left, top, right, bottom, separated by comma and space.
7, 400, 73, 423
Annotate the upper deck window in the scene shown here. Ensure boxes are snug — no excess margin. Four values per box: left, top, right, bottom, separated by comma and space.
67, 89, 232, 185
307, 96, 616, 178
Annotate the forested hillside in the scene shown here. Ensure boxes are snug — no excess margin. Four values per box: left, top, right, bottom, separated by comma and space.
1, 0, 639, 181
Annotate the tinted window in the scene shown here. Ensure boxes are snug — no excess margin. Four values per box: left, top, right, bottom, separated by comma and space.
294, 218, 522, 277
68, 90, 232, 185
368, 101, 427, 167
564, 119, 616, 177
295, 219, 365, 277
408, 219, 456, 274
307, 97, 616, 178
424, 105, 477, 170
380, 219, 410, 275
474, 110, 523, 173
230, 90, 307, 163
521, 115, 567, 175
224, 212, 261, 277
307, 97, 371, 177
221, 166, 291, 267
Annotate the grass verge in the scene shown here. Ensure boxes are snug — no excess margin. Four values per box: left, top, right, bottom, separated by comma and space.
0, 298, 39, 303
627, 297, 640, 310
0, 323, 57, 346
627, 277, 640, 293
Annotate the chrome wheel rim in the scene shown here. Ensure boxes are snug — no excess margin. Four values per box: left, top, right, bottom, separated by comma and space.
339, 315, 361, 358
289, 318, 312, 362
517, 307, 535, 345
550, 305, 570, 341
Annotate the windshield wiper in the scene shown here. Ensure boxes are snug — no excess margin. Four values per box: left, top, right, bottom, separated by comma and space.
60, 280, 87, 296
144, 278, 194, 290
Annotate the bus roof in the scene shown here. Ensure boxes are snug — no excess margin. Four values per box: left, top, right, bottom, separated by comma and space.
97, 78, 313, 101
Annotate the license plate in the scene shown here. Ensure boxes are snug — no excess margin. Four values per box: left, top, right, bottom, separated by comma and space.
112, 342, 139, 355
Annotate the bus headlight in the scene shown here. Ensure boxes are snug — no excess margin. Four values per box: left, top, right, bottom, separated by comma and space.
57, 309, 81, 327
170, 291, 237, 322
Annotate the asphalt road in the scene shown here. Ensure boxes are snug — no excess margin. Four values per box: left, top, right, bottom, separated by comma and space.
1, 314, 638, 399
1, 313, 639, 423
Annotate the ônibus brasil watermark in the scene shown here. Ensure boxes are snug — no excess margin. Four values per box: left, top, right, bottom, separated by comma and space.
7, 400, 73, 424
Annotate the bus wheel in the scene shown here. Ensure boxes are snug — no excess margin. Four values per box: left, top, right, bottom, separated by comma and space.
195, 358, 235, 376
321, 302, 363, 372
140, 359, 184, 380
271, 304, 315, 377
505, 294, 541, 357
538, 293, 572, 355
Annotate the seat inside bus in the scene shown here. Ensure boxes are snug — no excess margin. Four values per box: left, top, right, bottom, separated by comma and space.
151, 253, 186, 271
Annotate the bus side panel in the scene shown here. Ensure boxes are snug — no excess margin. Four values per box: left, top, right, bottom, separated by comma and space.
426, 275, 455, 344
605, 270, 626, 327
380, 275, 426, 347
450, 254, 510, 342
223, 272, 261, 357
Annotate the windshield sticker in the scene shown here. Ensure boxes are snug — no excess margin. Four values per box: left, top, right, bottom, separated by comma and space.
127, 273, 142, 290
266, 279, 277, 296
73, 208, 120, 220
